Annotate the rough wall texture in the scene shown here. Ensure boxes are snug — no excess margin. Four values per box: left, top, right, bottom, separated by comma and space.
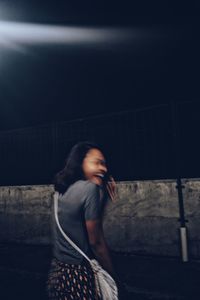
0, 179, 199, 258
103, 180, 179, 257
0, 185, 54, 244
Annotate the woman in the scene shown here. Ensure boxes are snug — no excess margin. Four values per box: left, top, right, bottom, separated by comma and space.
47, 141, 117, 300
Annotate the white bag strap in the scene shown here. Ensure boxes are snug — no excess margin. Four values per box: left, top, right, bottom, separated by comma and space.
53, 192, 91, 263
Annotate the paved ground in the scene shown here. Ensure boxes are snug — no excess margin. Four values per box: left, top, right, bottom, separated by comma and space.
0, 243, 200, 300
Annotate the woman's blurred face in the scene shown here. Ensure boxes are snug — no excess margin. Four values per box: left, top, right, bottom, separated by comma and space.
82, 148, 108, 186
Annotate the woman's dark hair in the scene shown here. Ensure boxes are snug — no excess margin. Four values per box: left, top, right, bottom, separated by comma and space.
54, 141, 106, 194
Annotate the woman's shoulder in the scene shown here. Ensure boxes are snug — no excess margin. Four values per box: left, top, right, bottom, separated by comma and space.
73, 179, 100, 189
60, 180, 101, 199
73, 180, 101, 192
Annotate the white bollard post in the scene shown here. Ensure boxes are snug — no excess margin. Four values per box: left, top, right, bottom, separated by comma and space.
180, 227, 188, 262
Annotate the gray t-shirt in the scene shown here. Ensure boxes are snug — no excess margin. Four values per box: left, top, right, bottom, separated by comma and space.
52, 180, 106, 264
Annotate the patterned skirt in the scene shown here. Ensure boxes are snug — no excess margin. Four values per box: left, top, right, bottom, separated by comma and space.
46, 257, 100, 300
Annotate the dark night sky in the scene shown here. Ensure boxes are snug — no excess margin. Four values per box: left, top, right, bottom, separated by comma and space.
0, 0, 200, 130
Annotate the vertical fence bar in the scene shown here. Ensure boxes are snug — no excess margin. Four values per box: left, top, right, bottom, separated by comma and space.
51, 122, 58, 176
171, 100, 188, 262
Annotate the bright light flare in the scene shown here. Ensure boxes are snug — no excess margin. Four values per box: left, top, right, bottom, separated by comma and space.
0, 21, 139, 48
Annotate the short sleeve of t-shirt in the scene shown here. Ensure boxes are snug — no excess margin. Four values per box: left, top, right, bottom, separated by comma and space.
83, 182, 101, 220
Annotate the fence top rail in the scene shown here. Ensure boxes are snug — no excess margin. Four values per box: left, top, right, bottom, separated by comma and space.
0, 99, 198, 135
0, 102, 172, 135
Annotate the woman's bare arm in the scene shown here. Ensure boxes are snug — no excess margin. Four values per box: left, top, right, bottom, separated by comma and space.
85, 219, 116, 278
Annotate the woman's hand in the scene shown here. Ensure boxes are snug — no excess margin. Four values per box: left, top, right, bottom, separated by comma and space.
106, 176, 117, 202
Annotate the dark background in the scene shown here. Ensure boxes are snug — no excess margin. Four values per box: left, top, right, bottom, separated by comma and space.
0, 0, 200, 184
0, 0, 199, 130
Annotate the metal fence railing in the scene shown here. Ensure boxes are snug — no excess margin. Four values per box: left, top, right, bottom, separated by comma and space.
0, 100, 199, 186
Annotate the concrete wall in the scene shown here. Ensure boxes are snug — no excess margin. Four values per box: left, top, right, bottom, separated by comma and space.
0, 179, 199, 259
0, 185, 54, 244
